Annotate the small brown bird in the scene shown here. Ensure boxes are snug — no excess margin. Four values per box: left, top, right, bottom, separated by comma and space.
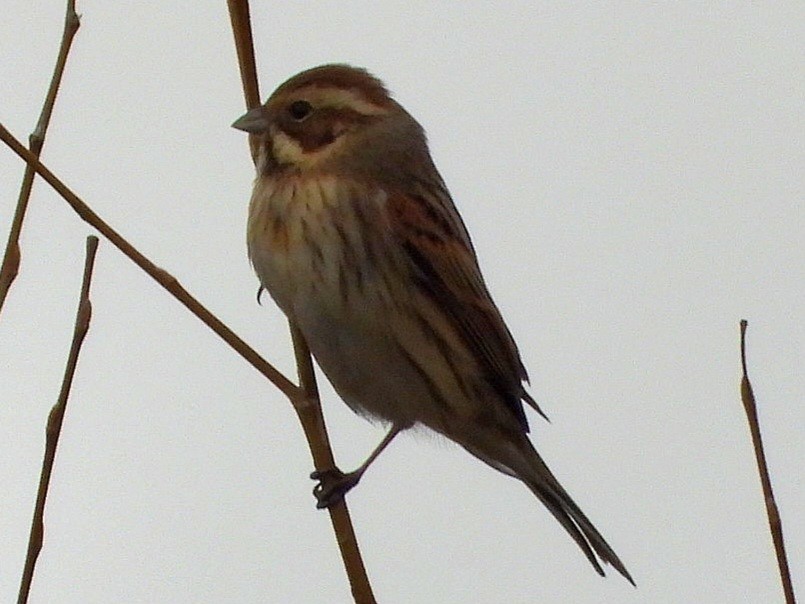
233, 64, 633, 583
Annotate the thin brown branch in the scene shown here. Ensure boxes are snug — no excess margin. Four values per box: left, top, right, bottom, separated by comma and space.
0, 123, 302, 405
227, 0, 261, 109
289, 326, 375, 603
0, 0, 80, 316
226, 0, 261, 161
739, 320, 796, 603
226, 3, 376, 602
18, 235, 98, 604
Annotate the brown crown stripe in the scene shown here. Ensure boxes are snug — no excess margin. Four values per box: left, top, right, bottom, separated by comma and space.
272, 64, 393, 109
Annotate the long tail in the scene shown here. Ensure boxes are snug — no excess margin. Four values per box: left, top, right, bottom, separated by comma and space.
524, 452, 635, 585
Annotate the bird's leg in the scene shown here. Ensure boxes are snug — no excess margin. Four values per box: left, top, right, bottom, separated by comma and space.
311, 425, 402, 509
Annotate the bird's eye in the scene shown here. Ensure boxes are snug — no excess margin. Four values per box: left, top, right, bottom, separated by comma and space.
288, 100, 313, 121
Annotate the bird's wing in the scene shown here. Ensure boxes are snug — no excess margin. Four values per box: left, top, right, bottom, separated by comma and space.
386, 188, 546, 431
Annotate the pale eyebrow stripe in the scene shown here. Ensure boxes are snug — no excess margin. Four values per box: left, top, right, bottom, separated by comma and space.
307, 87, 389, 116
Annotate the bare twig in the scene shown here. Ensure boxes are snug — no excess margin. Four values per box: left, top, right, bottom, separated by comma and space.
226, 2, 376, 602
227, 0, 260, 107
226, 0, 261, 162
289, 326, 376, 603
739, 320, 796, 603
0, 0, 80, 316
0, 123, 302, 405
17, 236, 98, 604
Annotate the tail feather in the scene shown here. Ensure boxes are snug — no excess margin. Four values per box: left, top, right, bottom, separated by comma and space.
525, 455, 635, 585
529, 481, 606, 577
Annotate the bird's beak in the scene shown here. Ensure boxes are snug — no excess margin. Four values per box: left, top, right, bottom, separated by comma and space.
232, 106, 270, 134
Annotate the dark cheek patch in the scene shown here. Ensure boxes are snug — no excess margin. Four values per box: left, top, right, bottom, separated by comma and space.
283, 118, 339, 153
278, 106, 366, 155
312, 130, 336, 149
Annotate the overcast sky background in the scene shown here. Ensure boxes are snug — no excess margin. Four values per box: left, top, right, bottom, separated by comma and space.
2, 2, 803, 603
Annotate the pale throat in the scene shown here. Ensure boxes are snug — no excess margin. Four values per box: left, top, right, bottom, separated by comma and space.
251, 171, 351, 218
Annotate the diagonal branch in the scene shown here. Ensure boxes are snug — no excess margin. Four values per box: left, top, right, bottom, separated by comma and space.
739, 320, 796, 604
17, 236, 98, 604
0, 123, 302, 405
0, 0, 80, 316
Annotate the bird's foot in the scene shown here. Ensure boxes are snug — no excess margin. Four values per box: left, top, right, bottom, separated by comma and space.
310, 467, 362, 509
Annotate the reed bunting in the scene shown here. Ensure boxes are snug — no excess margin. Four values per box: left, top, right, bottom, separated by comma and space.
233, 64, 632, 583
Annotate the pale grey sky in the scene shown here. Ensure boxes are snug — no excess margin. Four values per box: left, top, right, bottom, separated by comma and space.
2, 2, 803, 602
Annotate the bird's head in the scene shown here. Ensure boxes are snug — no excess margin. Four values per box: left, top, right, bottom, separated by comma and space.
233, 64, 428, 180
